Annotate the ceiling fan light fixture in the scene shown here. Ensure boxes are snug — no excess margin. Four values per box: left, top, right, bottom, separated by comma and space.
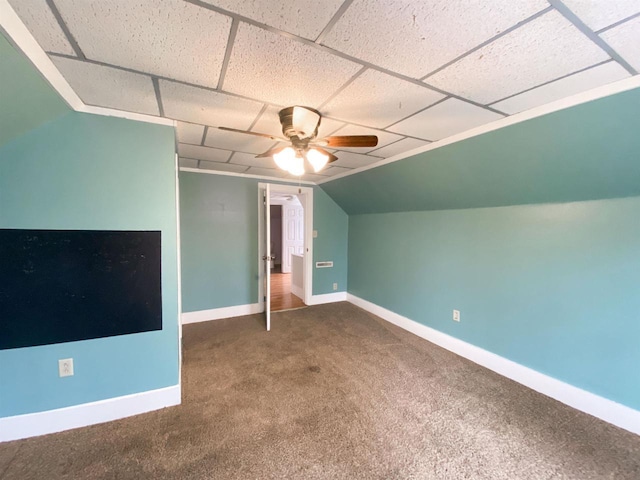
287, 154, 305, 176
273, 146, 295, 170
290, 106, 321, 139
306, 148, 329, 172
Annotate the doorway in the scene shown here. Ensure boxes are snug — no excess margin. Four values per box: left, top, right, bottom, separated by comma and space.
258, 183, 313, 328
270, 195, 305, 311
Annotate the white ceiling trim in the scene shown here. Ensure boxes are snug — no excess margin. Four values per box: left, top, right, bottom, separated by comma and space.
317, 75, 640, 185
0, 0, 173, 127
0, 0, 82, 109
179, 167, 316, 185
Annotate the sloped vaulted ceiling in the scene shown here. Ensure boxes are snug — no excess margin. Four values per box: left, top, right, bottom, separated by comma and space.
4, 0, 640, 183
320, 87, 640, 214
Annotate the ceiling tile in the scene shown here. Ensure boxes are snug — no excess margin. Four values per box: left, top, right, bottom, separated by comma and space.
331, 151, 382, 169
296, 173, 326, 183
53, 0, 231, 87
249, 106, 286, 137
369, 138, 431, 158
251, 106, 345, 139
178, 144, 232, 163
322, 0, 548, 78
230, 152, 276, 169
244, 167, 291, 178
321, 166, 353, 177
427, 11, 610, 104
561, 0, 640, 31
205, 128, 278, 154
160, 80, 264, 128
199, 0, 345, 40
51, 57, 158, 115
8, 0, 75, 55
199, 161, 248, 173
600, 16, 640, 71
389, 98, 503, 141
322, 70, 444, 129
223, 23, 362, 107
179, 158, 199, 169
492, 62, 631, 114
176, 122, 205, 145
330, 124, 403, 150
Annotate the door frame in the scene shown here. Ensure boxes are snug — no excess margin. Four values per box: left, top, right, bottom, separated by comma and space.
258, 182, 314, 310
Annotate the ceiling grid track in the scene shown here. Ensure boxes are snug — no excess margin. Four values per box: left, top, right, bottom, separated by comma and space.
314, 0, 355, 44
487, 59, 615, 106
152, 77, 164, 117
549, 0, 638, 75
595, 11, 640, 35
200, 126, 209, 146
216, 18, 239, 90
317, 66, 368, 110
420, 6, 554, 81
45, 0, 85, 59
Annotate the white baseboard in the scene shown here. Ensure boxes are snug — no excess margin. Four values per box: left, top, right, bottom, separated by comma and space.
308, 292, 348, 305
181, 303, 262, 324
0, 384, 180, 442
347, 294, 640, 436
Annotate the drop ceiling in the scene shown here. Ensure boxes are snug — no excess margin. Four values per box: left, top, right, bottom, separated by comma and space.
7, 0, 639, 183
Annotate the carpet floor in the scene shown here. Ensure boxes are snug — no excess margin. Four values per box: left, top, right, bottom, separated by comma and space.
1, 302, 639, 479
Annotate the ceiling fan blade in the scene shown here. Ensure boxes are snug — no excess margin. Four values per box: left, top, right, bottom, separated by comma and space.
255, 146, 287, 158
312, 147, 338, 164
321, 135, 378, 148
217, 126, 287, 142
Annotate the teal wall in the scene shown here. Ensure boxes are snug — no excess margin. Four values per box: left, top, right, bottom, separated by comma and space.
0, 33, 68, 147
348, 198, 640, 410
322, 87, 640, 214
179, 172, 348, 312
0, 112, 179, 417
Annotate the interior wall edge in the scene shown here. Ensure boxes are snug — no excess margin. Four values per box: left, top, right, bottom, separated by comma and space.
347, 293, 640, 437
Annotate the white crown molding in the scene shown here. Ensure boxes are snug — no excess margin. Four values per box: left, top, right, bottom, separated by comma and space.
0, 385, 181, 442
347, 294, 640, 436
181, 303, 262, 324
0, 0, 83, 110
0, 0, 177, 127
179, 167, 317, 185
78, 105, 176, 127
318, 76, 640, 185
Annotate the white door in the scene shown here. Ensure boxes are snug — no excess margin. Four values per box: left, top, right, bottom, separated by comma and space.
261, 184, 272, 331
282, 203, 304, 273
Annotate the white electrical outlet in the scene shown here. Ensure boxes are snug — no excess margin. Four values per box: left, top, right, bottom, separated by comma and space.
313, 230, 318, 238
453, 310, 460, 322
333, 283, 338, 291
59, 358, 74, 377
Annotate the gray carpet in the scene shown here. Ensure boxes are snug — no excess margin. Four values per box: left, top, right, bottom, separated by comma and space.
1, 302, 639, 479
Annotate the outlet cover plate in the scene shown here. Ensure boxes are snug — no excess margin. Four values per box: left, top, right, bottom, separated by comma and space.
59, 358, 74, 377
453, 310, 460, 322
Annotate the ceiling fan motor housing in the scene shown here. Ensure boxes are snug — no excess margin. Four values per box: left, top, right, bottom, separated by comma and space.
279, 106, 321, 140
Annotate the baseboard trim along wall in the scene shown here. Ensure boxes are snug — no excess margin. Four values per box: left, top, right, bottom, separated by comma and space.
0, 384, 181, 442
308, 292, 348, 305
181, 303, 262, 324
347, 293, 640, 436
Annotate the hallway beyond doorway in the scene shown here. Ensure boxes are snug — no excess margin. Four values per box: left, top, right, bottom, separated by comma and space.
271, 271, 305, 311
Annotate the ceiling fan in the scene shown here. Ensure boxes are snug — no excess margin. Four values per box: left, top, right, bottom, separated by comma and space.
217, 106, 378, 176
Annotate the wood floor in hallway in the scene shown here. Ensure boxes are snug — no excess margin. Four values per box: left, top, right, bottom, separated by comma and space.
270, 271, 305, 311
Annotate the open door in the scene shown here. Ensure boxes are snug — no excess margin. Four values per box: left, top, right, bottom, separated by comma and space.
261, 184, 271, 331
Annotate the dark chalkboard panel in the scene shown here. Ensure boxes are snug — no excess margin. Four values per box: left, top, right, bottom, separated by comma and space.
0, 229, 162, 350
